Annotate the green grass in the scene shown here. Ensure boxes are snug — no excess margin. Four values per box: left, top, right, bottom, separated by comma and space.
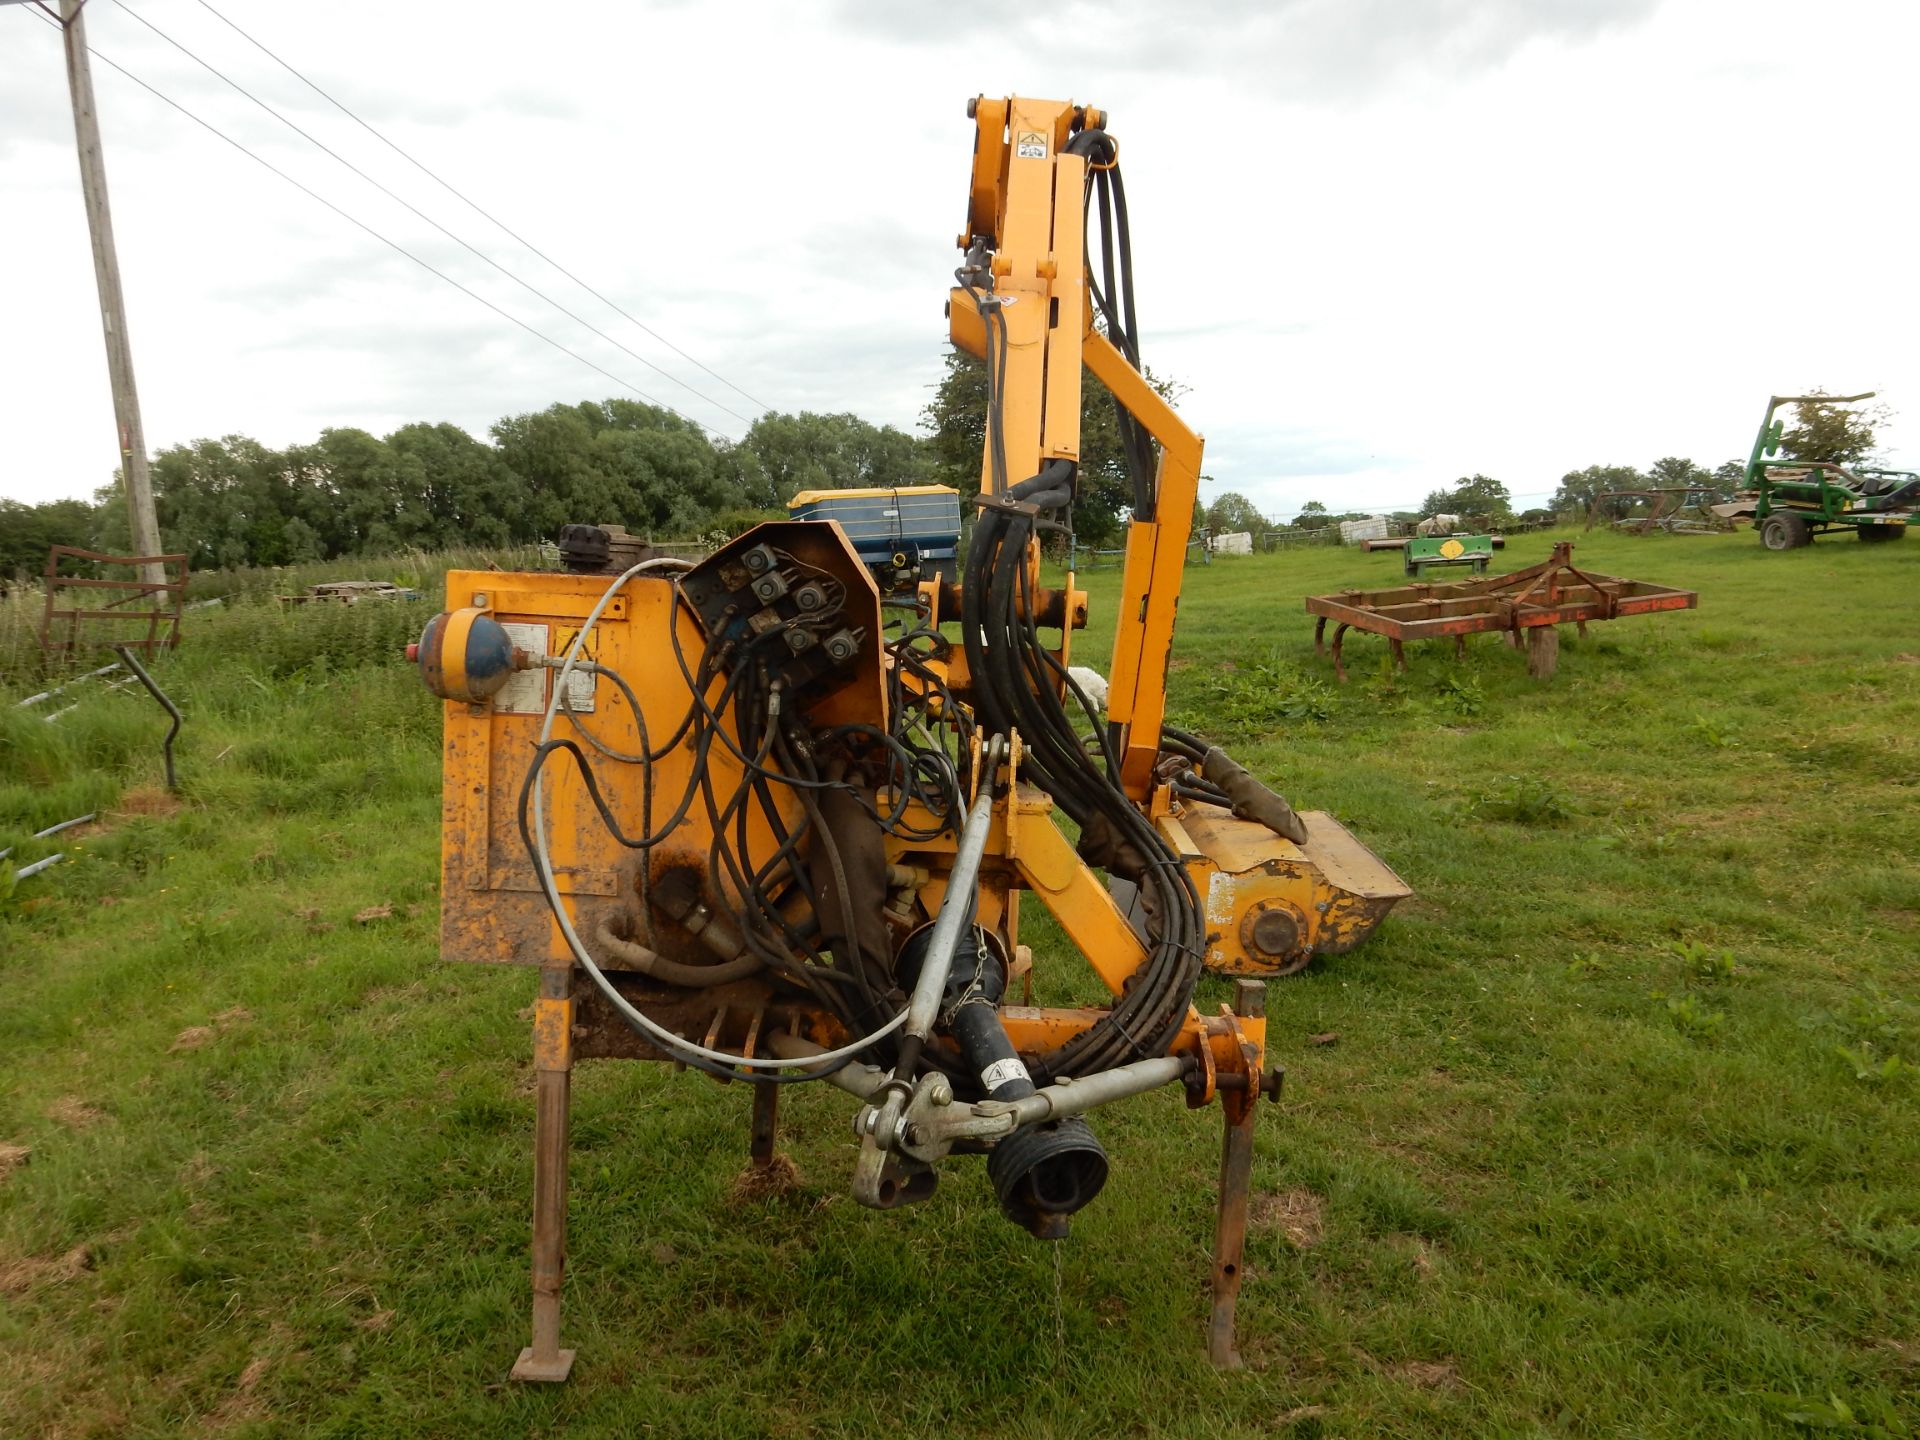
3, 527, 1918, 1437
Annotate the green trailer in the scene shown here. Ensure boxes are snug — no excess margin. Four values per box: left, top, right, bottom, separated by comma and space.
1403, 533, 1495, 576
1727, 393, 1920, 550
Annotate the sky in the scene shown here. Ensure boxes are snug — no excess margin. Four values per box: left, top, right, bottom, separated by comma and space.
3, 0, 1916, 523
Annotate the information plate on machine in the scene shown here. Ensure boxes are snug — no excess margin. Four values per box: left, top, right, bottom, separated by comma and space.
493, 621, 597, 715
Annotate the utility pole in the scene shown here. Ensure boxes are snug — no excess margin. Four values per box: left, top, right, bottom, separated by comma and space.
56, 0, 165, 585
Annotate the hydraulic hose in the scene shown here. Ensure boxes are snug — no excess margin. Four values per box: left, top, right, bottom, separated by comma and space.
523, 559, 910, 1077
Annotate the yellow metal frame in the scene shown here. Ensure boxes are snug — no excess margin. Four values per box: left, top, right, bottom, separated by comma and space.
431, 96, 1413, 1383
947, 97, 1204, 802
432, 567, 1266, 1103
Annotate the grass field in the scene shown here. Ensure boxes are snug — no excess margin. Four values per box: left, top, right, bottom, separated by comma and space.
2, 526, 1917, 1438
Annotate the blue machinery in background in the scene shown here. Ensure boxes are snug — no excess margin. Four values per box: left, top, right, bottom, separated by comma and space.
786, 486, 963, 586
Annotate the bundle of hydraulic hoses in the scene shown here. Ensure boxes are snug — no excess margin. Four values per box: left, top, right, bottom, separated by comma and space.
960, 462, 1205, 1083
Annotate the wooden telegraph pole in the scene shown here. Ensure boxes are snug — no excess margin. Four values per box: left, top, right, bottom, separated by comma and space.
56, 0, 166, 586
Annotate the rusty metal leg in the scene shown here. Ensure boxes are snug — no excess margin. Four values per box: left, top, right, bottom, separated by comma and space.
1208, 980, 1265, 1370
1331, 623, 1350, 683
1527, 624, 1560, 680
1576, 619, 1589, 639
513, 964, 577, 1383
1453, 634, 1467, 660
1389, 638, 1407, 674
749, 1080, 779, 1169
1313, 615, 1327, 655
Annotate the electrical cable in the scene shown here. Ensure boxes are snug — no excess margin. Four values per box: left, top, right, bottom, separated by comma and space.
186, 0, 775, 417
109, 0, 749, 434
525, 558, 911, 1074
19, 7, 727, 436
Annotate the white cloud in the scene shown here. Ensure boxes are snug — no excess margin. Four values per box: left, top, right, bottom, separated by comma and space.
2, 0, 1914, 526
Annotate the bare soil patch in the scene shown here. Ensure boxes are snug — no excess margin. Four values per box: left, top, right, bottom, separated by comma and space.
46, 1096, 104, 1129
1251, 1188, 1324, 1248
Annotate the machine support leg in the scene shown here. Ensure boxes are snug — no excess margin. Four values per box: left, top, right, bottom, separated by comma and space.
1313, 616, 1327, 655
1208, 979, 1265, 1370
749, 1080, 780, 1169
1389, 638, 1407, 674
1453, 634, 1467, 660
1331, 623, 1350, 683
513, 964, 577, 1383
1527, 624, 1560, 680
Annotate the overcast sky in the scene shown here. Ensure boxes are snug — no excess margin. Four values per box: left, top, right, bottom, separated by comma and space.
4, 0, 1915, 522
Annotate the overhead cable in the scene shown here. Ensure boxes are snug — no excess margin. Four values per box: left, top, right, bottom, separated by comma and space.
186, 0, 777, 417
18, 5, 731, 436
110, 0, 753, 431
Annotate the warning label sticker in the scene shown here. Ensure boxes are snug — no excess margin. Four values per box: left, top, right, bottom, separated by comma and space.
980, 1057, 1031, 1093
1015, 130, 1047, 159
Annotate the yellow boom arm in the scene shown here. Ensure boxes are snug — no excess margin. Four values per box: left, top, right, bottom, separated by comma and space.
947, 94, 1203, 799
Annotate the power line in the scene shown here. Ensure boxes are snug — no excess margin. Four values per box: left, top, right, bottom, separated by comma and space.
187, 0, 778, 419
108, 0, 755, 433
20, 5, 732, 436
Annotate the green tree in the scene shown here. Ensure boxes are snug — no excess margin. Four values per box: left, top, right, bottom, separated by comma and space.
386, 422, 524, 548
1421, 475, 1513, 525
1551, 464, 1647, 521
0, 497, 100, 577
1291, 500, 1330, 531
1648, 456, 1716, 494
920, 345, 1181, 548
1205, 492, 1267, 534
490, 404, 611, 540
1778, 391, 1888, 467
291, 428, 407, 555
149, 436, 292, 569
739, 411, 929, 509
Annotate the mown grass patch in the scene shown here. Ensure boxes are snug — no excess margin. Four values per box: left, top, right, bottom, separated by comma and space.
1, 526, 1916, 1437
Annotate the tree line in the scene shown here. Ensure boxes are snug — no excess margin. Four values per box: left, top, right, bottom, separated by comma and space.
1, 399, 933, 577
1206, 394, 1884, 535
3, 372, 1883, 577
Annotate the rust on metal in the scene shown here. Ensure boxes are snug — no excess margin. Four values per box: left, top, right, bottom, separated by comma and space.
533, 996, 573, 1072
1207, 978, 1265, 1370
514, 964, 577, 1384
749, 1080, 780, 1170
1306, 542, 1697, 680
38, 546, 188, 663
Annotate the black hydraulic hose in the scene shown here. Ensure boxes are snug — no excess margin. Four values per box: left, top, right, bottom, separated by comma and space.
961, 477, 1204, 1079
1068, 142, 1155, 521
1160, 724, 1209, 762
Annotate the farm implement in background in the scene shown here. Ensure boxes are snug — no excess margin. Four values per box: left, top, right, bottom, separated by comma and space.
37, 546, 187, 664
1585, 488, 1733, 536
1360, 534, 1507, 554
786, 485, 964, 590
1307, 542, 1697, 681
1714, 393, 1919, 549
1401, 532, 1495, 577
